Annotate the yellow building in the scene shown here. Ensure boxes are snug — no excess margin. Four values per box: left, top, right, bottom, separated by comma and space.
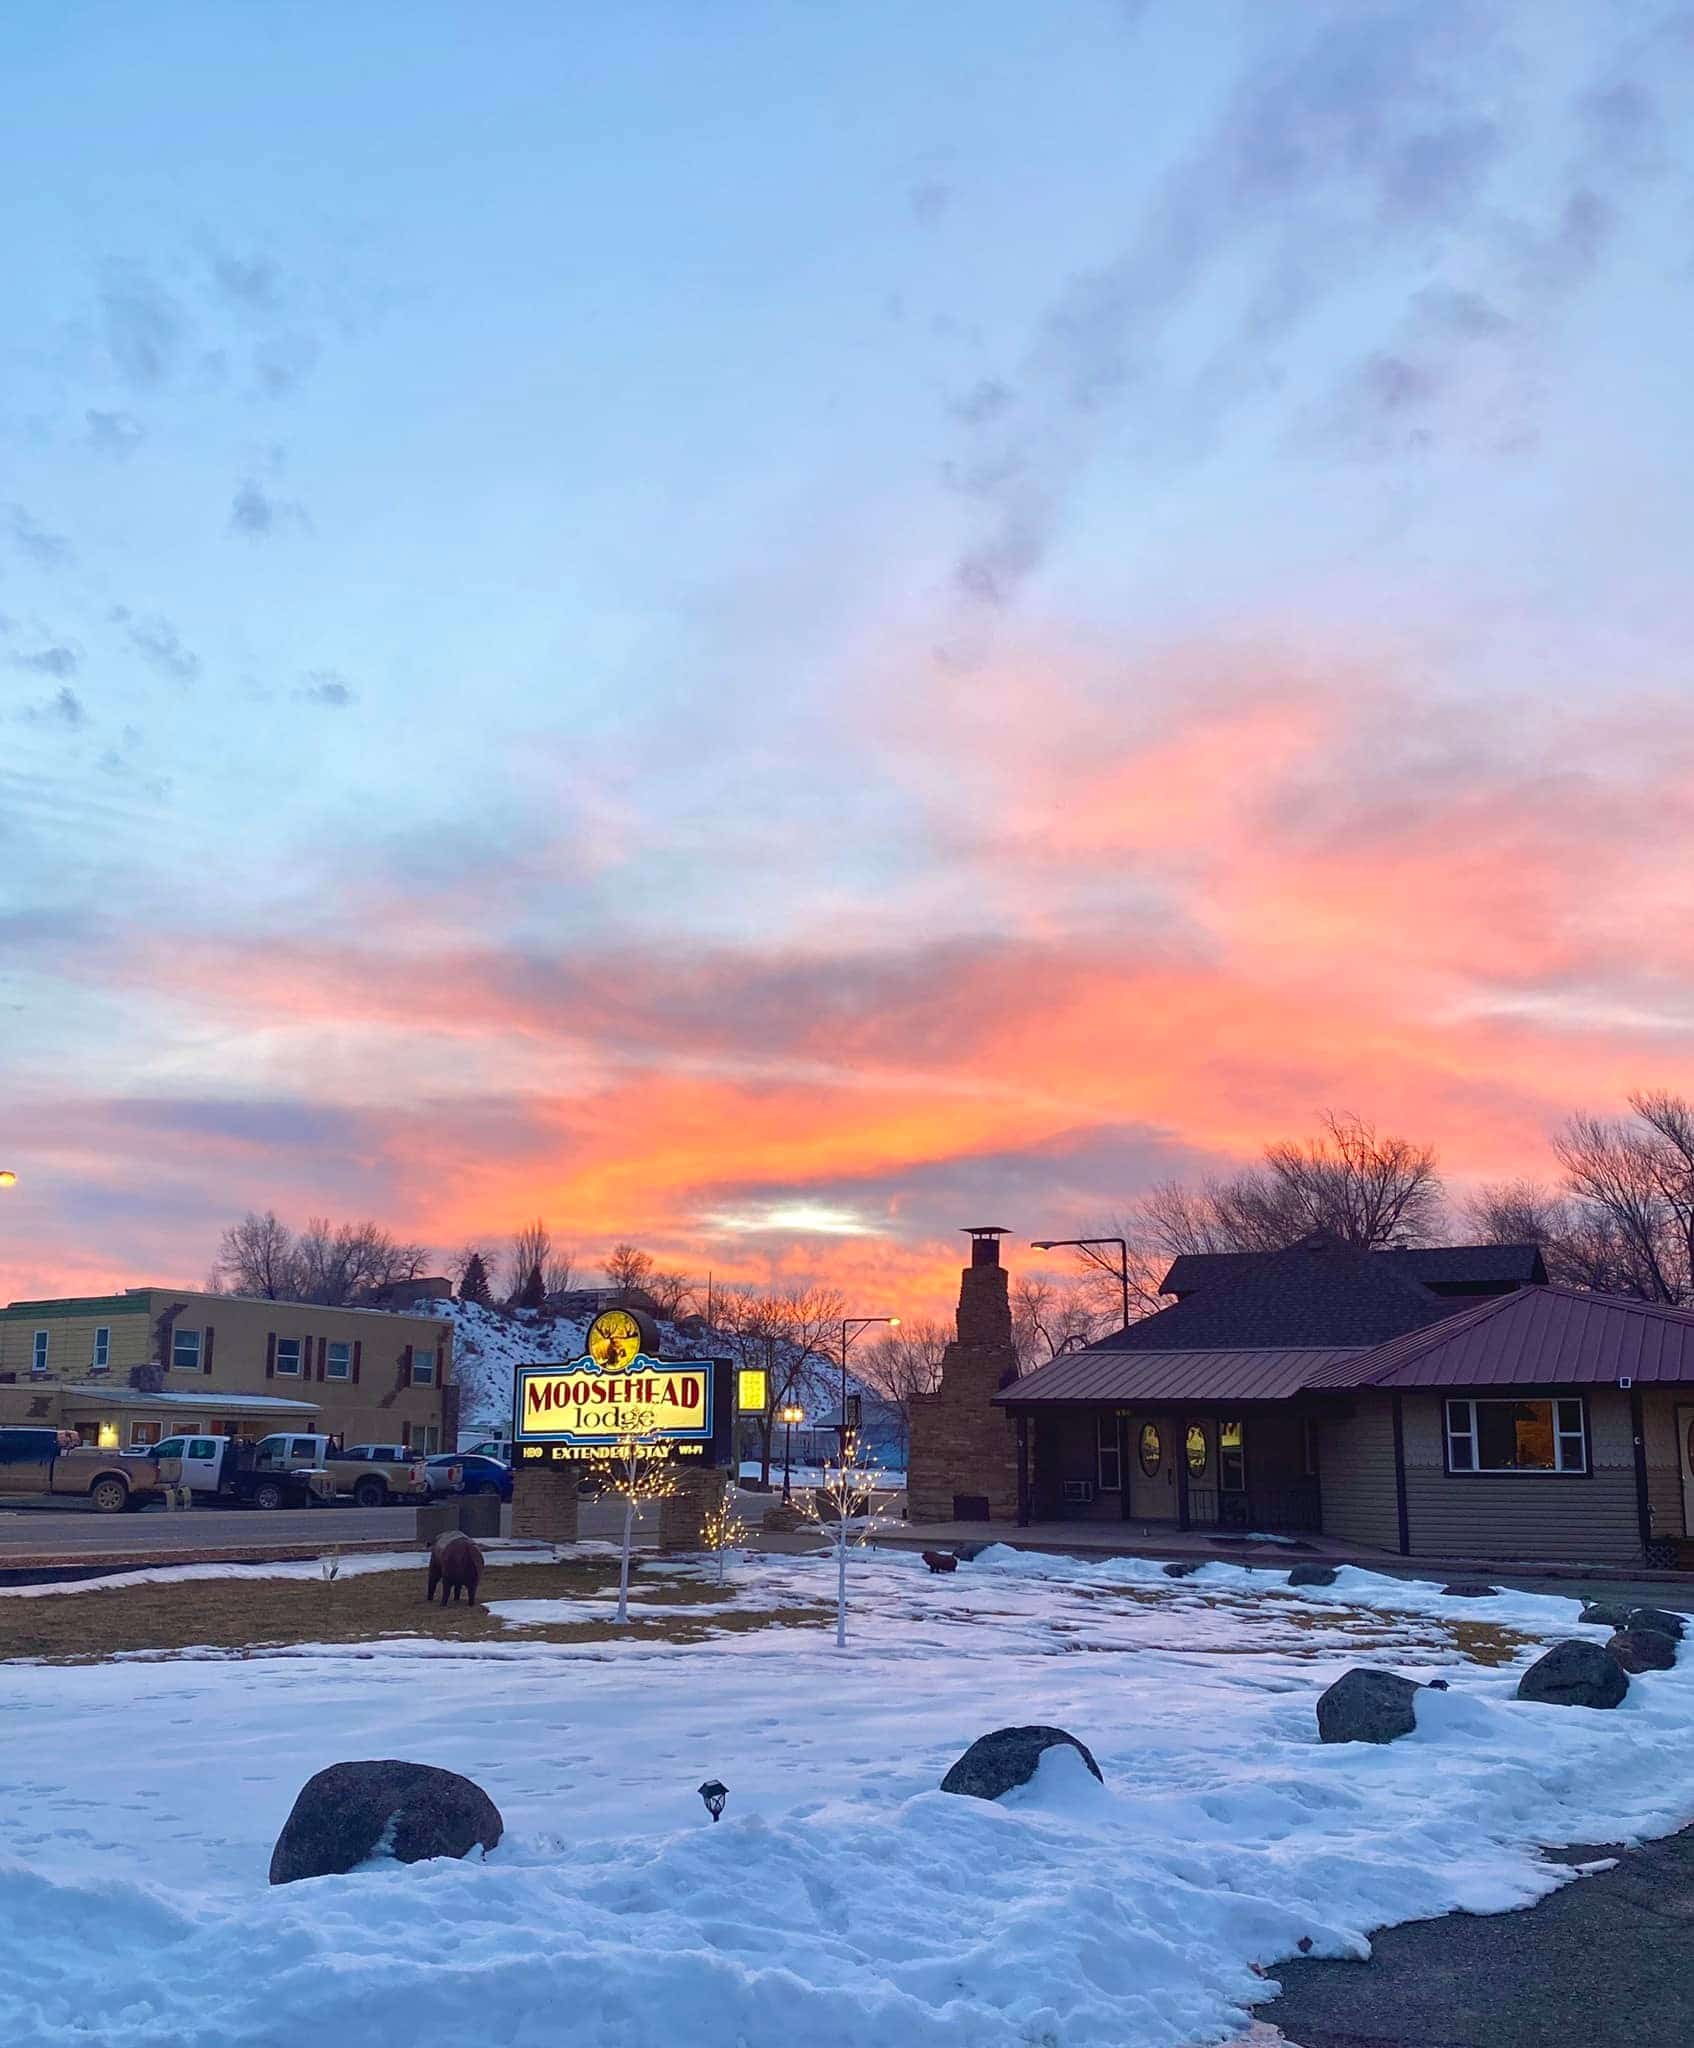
0, 1287, 455, 1451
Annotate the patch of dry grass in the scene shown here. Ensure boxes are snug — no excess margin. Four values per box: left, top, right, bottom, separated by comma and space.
0, 1562, 831, 1663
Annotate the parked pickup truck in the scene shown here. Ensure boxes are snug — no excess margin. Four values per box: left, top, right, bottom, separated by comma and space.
151, 1435, 336, 1511
253, 1434, 432, 1507
0, 1427, 170, 1513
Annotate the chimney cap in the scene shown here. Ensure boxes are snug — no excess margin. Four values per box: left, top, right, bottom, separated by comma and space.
961, 1226, 1011, 1238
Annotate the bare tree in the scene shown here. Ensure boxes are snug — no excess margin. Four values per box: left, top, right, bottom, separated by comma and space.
543, 1246, 576, 1297
507, 1219, 554, 1303
214, 1210, 297, 1299
602, 1436, 680, 1625
1551, 1091, 1694, 1302
1466, 1177, 1637, 1294
605, 1243, 655, 1296
645, 1269, 696, 1319
1011, 1276, 1106, 1371
855, 1318, 948, 1465
293, 1217, 429, 1306
1135, 1113, 1444, 1260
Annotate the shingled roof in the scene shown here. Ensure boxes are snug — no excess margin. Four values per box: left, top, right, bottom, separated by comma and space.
1159, 1242, 1547, 1301
1104, 1236, 1460, 1352
999, 1346, 1366, 1407
1307, 1284, 1694, 1391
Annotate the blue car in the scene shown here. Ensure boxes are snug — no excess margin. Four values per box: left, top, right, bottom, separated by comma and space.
431, 1452, 511, 1501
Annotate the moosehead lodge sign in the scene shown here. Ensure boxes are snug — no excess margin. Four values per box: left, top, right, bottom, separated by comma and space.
513, 1307, 736, 1466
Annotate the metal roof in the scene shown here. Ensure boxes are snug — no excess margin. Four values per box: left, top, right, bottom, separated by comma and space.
55, 1386, 321, 1413
1305, 1286, 1694, 1391
997, 1346, 1367, 1406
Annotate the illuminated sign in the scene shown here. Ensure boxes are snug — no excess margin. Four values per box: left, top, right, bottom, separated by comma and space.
736, 1367, 768, 1415
514, 1341, 733, 1467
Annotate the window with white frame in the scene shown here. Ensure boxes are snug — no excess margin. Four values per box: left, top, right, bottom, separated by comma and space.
1096, 1413, 1122, 1492
274, 1337, 303, 1376
31, 1330, 48, 1376
410, 1347, 437, 1386
415, 1423, 441, 1453
1445, 1397, 1587, 1474
92, 1326, 111, 1372
171, 1328, 202, 1371
325, 1340, 352, 1381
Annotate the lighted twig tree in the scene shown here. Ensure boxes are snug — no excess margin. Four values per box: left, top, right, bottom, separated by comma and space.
604, 1435, 681, 1624
799, 1429, 886, 1648
700, 1488, 747, 1587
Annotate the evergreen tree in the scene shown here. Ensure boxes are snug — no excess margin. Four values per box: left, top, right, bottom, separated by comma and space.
518, 1263, 547, 1312
458, 1251, 493, 1309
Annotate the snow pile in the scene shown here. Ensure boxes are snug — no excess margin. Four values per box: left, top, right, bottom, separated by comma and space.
3, 1551, 1693, 2047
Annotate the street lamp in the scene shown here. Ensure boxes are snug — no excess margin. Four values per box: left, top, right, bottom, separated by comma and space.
0, 1171, 15, 1189
778, 1403, 805, 1501
1029, 1236, 1133, 1334
839, 1315, 898, 1462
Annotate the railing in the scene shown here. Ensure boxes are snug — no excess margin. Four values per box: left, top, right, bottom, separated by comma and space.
1187, 1484, 1322, 1533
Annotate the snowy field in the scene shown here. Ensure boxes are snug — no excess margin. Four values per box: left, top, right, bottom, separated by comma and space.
4, 1547, 1694, 2048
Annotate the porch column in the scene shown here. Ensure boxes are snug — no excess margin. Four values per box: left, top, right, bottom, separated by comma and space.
1118, 1410, 1133, 1520
1391, 1394, 1411, 1556
1630, 1386, 1653, 1556
1015, 1414, 1030, 1527
1175, 1417, 1191, 1531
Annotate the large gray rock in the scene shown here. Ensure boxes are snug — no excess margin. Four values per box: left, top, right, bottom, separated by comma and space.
1288, 1565, 1339, 1588
1627, 1606, 1688, 1643
1440, 1582, 1498, 1599
1516, 1640, 1629, 1710
1163, 1560, 1203, 1580
1578, 1602, 1633, 1630
940, 1726, 1103, 1801
1607, 1628, 1678, 1674
269, 1760, 503, 1885
1316, 1667, 1423, 1745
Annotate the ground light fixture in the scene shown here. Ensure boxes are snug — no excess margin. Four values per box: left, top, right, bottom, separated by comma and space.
1030, 1235, 1132, 1333
698, 1779, 729, 1823
0, 1170, 15, 1187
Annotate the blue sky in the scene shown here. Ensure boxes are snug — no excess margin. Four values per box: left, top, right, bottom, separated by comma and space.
5, 2, 1694, 1308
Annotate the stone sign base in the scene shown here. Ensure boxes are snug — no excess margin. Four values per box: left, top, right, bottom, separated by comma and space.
512, 1461, 581, 1545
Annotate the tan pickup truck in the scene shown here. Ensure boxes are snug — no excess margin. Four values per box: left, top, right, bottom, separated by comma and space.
0, 1427, 171, 1513
252, 1433, 431, 1507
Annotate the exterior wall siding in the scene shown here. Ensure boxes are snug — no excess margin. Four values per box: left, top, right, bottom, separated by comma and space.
1400, 1389, 1643, 1564
1316, 1403, 1401, 1551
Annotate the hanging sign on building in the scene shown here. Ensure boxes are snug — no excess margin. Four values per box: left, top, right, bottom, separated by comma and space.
513, 1307, 735, 1466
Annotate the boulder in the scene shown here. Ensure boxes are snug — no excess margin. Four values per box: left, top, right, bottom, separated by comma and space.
1627, 1606, 1688, 1643
1162, 1560, 1203, 1580
940, 1725, 1103, 1801
268, 1760, 503, 1885
1287, 1564, 1339, 1588
1578, 1602, 1633, 1630
1316, 1667, 1423, 1745
1516, 1639, 1629, 1710
1607, 1628, 1678, 1674
1440, 1582, 1498, 1599
950, 1542, 990, 1562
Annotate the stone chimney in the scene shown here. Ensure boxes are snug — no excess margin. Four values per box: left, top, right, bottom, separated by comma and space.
906, 1228, 1021, 1524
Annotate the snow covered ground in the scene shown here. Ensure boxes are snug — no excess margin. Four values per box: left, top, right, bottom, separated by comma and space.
4, 1548, 1694, 2048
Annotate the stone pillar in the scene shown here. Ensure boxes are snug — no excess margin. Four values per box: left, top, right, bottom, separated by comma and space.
907, 1227, 1022, 1524
658, 1466, 729, 1553
512, 1461, 581, 1544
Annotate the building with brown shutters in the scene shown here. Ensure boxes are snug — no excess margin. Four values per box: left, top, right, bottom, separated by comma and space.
0, 1287, 454, 1452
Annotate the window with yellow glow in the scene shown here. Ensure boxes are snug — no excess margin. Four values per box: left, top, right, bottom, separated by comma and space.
96, 1423, 119, 1449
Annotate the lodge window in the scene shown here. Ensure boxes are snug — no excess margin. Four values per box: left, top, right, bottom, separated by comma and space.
325, 1341, 352, 1381
1185, 1422, 1209, 1476
1096, 1414, 1121, 1493
1137, 1421, 1163, 1478
415, 1424, 441, 1454
171, 1329, 202, 1372
31, 1331, 48, 1376
1445, 1398, 1587, 1474
274, 1338, 303, 1376
129, 1421, 162, 1447
92, 1326, 111, 1373
411, 1348, 437, 1387
1218, 1419, 1246, 1492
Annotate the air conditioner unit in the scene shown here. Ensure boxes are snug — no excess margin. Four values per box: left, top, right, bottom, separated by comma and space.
1061, 1478, 1095, 1504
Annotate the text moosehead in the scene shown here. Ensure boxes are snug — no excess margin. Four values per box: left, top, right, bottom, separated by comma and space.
519, 1365, 711, 1441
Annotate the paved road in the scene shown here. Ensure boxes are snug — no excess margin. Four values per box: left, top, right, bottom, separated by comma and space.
0, 1500, 447, 1558
1260, 1827, 1694, 2047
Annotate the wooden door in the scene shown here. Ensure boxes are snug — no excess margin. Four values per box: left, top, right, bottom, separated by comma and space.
1127, 1413, 1178, 1520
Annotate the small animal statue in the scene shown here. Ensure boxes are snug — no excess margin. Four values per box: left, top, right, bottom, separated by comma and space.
427, 1531, 484, 1606
921, 1550, 959, 1574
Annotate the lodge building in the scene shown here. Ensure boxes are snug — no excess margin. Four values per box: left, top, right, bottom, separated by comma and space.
909, 1232, 1694, 1568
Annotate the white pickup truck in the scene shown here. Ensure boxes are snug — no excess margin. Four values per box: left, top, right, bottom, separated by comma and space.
149, 1436, 335, 1511
253, 1434, 432, 1507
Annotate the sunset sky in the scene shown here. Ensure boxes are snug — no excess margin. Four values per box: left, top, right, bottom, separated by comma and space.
5, 2, 1694, 1315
